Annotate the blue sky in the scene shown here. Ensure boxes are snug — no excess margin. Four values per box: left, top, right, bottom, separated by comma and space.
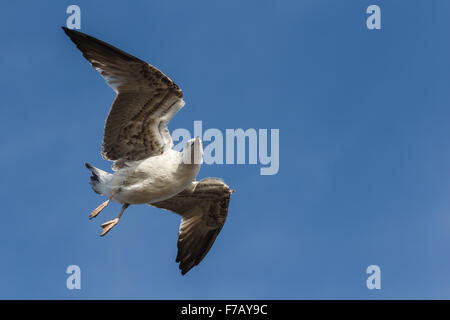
0, 0, 450, 299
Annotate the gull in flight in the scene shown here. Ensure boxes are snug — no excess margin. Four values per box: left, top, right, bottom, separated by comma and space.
62, 27, 234, 275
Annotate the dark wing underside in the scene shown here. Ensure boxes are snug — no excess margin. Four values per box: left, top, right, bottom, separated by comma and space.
150, 178, 233, 275
62, 27, 184, 163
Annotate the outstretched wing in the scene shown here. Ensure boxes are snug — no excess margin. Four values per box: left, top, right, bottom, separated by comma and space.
62, 27, 184, 163
150, 178, 234, 275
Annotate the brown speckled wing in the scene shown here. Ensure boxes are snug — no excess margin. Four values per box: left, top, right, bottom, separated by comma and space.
62, 27, 184, 162
150, 178, 233, 275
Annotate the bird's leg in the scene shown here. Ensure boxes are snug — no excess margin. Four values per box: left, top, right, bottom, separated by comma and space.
100, 204, 129, 237
89, 190, 118, 220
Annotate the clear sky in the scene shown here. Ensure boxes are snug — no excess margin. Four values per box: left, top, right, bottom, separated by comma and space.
1, 0, 450, 299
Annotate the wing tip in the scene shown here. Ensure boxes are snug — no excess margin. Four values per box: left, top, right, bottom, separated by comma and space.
62, 26, 87, 43
61, 26, 77, 36
179, 262, 196, 276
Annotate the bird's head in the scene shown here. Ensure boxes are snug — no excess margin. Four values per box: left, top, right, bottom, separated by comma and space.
182, 136, 203, 165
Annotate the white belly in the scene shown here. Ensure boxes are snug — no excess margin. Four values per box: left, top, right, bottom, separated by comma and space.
109, 150, 201, 204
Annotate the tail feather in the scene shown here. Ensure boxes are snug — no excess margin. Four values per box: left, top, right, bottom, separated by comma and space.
85, 162, 111, 195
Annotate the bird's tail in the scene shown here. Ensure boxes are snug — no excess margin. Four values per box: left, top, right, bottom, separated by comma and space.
85, 162, 112, 195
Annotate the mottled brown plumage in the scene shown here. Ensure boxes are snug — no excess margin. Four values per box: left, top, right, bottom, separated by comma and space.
62, 27, 183, 164
151, 178, 233, 275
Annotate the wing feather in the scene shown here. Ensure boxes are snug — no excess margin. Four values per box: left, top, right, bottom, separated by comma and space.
62, 27, 184, 162
150, 178, 234, 275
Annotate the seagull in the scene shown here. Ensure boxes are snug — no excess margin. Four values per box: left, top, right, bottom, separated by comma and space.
62, 27, 234, 275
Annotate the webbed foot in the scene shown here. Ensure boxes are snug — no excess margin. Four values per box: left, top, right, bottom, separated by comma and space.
100, 218, 119, 237
90, 200, 109, 219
